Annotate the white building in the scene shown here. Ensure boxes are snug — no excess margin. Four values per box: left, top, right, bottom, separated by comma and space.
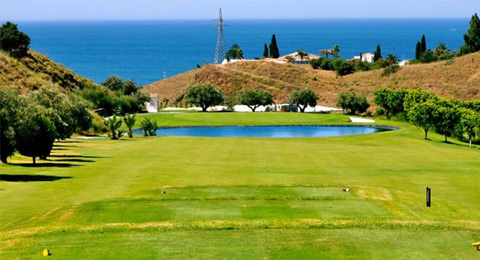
146, 94, 159, 113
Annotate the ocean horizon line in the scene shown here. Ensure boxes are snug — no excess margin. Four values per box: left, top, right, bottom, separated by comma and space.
1, 17, 471, 23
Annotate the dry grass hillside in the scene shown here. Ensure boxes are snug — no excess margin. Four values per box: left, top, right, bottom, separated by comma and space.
0, 50, 98, 93
145, 52, 480, 106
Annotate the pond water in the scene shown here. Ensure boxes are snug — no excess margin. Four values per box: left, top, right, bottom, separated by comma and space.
133, 125, 392, 138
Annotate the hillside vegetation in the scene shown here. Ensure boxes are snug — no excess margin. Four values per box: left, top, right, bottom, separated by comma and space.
0, 50, 98, 92
145, 52, 480, 106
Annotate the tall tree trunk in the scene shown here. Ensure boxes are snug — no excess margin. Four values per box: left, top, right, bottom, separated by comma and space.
444, 134, 448, 142
424, 129, 428, 140
469, 137, 472, 148
32, 157, 36, 165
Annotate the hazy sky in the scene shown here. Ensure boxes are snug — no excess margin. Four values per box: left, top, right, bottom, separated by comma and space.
1, 0, 478, 20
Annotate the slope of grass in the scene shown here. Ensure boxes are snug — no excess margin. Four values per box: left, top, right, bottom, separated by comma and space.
144, 52, 480, 106
0, 50, 98, 92
1, 113, 479, 259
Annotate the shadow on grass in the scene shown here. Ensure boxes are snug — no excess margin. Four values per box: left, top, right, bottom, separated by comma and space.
46, 158, 95, 163
48, 155, 106, 159
8, 163, 79, 168
0, 174, 72, 182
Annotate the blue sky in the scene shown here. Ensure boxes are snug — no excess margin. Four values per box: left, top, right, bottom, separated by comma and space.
1, 0, 478, 20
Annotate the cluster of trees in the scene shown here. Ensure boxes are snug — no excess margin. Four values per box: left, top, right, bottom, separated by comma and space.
102, 113, 159, 140
413, 13, 479, 63
336, 91, 370, 115
263, 34, 280, 58
79, 75, 150, 116
0, 22, 30, 58
0, 87, 92, 163
185, 84, 321, 113
374, 88, 480, 146
414, 35, 455, 63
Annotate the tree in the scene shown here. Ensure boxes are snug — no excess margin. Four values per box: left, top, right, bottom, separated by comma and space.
289, 88, 319, 113
434, 102, 460, 142
123, 113, 136, 138
415, 41, 422, 60
333, 45, 340, 58
15, 103, 56, 164
336, 91, 370, 115
102, 75, 124, 92
104, 115, 123, 140
0, 22, 30, 58
226, 44, 243, 60
403, 89, 439, 113
421, 34, 427, 53
28, 87, 89, 141
331, 58, 354, 76
123, 80, 138, 95
0, 89, 20, 163
373, 88, 408, 119
460, 13, 480, 55
297, 50, 307, 61
385, 54, 398, 65
263, 43, 269, 58
407, 101, 438, 140
458, 108, 480, 148
433, 43, 449, 57
374, 43, 382, 62
236, 88, 274, 112
186, 84, 224, 112
269, 34, 280, 58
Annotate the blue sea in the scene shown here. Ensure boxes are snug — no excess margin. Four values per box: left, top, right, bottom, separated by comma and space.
12, 19, 469, 85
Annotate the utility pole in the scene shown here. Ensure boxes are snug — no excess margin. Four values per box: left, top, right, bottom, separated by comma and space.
214, 8, 226, 64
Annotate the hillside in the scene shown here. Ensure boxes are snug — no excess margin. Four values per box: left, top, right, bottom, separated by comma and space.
145, 52, 480, 106
0, 50, 98, 92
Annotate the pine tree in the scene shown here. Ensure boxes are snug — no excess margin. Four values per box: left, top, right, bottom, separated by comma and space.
415, 41, 422, 60
460, 13, 480, 55
263, 43, 269, 58
269, 34, 280, 58
421, 35, 427, 53
373, 43, 382, 62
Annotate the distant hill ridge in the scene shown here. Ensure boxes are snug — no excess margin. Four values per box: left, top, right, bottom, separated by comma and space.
145, 52, 480, 106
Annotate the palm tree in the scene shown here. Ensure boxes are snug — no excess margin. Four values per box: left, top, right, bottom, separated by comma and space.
297, 50, 307, 62
123, 113, 136, 138
104, 115, 123, 140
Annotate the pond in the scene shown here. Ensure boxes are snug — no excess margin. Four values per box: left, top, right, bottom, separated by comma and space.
133, 125, 393, 138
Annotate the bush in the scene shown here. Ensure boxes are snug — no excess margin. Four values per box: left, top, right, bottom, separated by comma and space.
331, 59, 354, 76
381, 64, 401, 77
140, 117, 158, 136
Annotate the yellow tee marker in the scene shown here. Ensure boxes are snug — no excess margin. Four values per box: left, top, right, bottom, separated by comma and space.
43, 249, 50, 256
473, 242, 480, 251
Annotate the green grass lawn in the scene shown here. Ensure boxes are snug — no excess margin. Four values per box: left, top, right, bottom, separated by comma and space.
1, 113, 479, 259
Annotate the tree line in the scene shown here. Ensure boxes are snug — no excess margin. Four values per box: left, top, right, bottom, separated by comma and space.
0, 87, 92, 164
374, 88, 480, 146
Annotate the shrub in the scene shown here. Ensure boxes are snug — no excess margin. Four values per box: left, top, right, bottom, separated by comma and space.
140, 117, 158, 136
381, 64, 401, 77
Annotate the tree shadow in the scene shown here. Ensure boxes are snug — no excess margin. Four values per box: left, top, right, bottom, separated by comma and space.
8, 163, 79, 168
0, 174, 72, 182
56, 140, 81, 144
46, 158, 95, 163
48, 155, 106, 159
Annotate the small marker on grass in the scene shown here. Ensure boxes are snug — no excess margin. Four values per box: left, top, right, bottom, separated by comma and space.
473, 242, 480, 251
43, 249, 50, 256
